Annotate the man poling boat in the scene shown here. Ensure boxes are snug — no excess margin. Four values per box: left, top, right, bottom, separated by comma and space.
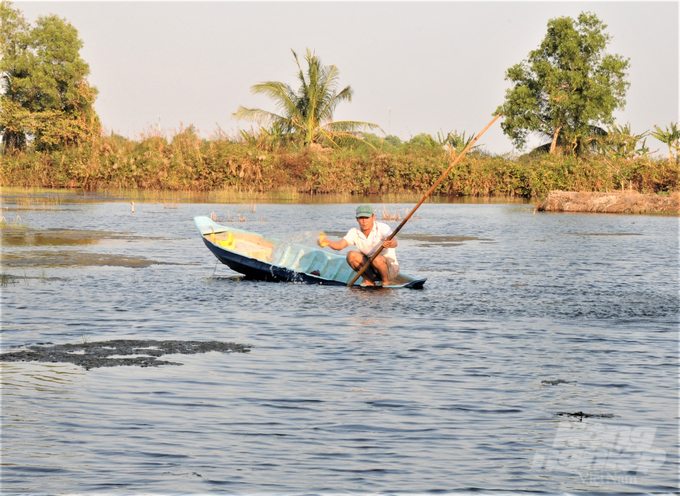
318, 205, 399, 287
194, 215, 426, 288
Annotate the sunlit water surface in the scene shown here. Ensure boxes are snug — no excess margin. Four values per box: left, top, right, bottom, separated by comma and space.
1, 192, 677, 494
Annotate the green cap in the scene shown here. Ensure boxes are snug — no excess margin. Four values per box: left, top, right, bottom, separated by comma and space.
355, 205, 375, 218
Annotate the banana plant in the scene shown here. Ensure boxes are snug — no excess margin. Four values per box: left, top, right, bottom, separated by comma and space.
650, 122, 680, 166
435, 130, 480, 157
595, 123, 650, 160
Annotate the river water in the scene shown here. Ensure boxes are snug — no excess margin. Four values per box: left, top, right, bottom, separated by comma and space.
1, 190, 677, 494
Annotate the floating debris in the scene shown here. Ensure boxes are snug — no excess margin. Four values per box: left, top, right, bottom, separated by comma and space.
555, 411, 616, 421
541, 379, 575, 386
1, 339, 252, 370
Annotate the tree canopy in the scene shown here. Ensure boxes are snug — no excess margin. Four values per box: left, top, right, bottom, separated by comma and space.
233, 48, 379, 148
496, 12, 630, 155
1, 0, 100, 152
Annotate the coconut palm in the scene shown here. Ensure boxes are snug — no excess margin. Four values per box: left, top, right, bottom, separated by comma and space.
233, 49, 380, 147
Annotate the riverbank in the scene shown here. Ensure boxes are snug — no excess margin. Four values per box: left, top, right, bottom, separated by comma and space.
536, 190, 680, 215
1, 130, 677, 197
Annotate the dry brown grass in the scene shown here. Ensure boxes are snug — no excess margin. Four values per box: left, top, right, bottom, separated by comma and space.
536, 190, 679, 214
380, 204, 420, 221
381, 205, 403, 221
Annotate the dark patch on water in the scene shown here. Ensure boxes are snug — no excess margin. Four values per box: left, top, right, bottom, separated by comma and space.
555, 411, 616, 420
418, 243, 463, 247
322, 232, 494, 245
0, 227, 170, 247
1, 228, 99, 246
541, 379, 575, 386
0, 339, 252, 370
565, 232, 643, 236
0, 273, 70, 286
0, 250, 188, 268
398, 234, 494, 244
416, 268, 466, 274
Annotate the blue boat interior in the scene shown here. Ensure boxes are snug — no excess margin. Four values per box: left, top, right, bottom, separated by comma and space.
194, 216, 424, 288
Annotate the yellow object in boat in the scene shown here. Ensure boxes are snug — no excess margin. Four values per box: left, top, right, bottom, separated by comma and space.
217, 232, 235, 249
318, 232, 329, 247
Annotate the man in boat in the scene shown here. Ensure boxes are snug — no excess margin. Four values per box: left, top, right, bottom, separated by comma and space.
318, 205, 399, 286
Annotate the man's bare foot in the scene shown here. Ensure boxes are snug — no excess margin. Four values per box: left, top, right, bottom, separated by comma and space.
360, 280, 375, 286
382, 280, 390, 286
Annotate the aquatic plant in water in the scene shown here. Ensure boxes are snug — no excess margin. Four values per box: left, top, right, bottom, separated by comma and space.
1, 340, 253, 370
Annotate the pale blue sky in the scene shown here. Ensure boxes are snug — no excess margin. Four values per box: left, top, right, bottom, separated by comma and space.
15, 1, 680, 154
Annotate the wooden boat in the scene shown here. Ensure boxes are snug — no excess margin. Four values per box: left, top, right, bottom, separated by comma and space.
194, 216, 426, 288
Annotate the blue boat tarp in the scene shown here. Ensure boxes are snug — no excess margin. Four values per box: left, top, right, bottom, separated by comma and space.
194, 216, 426, 288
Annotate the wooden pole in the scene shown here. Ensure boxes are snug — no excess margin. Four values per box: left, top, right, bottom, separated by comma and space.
347, 113, 502, 287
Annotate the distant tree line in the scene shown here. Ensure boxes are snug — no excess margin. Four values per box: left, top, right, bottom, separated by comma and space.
0, 0, 100, 153
1, 1, 678, 176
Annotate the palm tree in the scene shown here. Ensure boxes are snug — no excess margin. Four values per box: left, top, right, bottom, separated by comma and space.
233, 49, 380, 147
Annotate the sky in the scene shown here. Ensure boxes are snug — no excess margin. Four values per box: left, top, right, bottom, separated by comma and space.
14, 1, 680, 155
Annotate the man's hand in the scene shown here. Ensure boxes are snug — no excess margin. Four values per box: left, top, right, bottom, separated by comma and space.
319, 236, 349, 251
382, 238, 397, 249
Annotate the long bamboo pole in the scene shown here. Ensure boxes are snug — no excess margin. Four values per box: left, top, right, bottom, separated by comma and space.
347, 112, 503, 287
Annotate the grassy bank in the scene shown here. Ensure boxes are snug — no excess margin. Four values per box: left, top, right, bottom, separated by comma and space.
1, 128, 677, 198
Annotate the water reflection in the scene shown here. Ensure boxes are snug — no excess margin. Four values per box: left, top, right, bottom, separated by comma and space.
1, 363, 82, 395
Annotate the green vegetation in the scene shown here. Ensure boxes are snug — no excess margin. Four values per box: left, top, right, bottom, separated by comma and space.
0, 210, 28, 229
0, 1, 100, 153
1, 128, 677, 197
0, 273, 18, 287
233, 48, 379, 148
0, 5, 676, 199
497, 12, 630, 155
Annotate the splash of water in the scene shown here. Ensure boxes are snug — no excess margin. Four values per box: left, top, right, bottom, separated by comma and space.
268, 231, 325, 263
